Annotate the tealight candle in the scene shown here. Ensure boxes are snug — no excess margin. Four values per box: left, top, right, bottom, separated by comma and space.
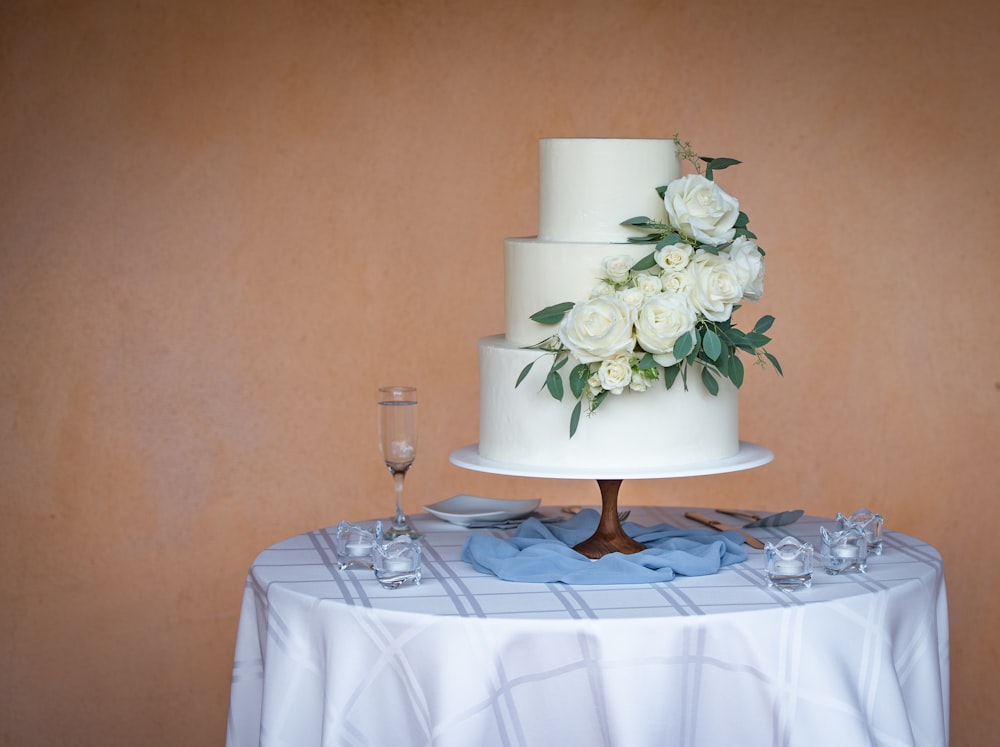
381, 557, 413, 572
832, 544, 859, 559
345, 542, 372, 557
774, 558, 805, 575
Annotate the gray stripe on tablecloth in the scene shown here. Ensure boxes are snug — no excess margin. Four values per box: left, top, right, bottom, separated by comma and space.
887, 532, 943, 566
419, 539, 488, 618
477, 638, 626, 747
229, 657, 263, 682
245, 570, 295, 658
577, 630, 614, 745
680, 624, 707, 746
654, 582, 705, 615
547, 582, 597, 618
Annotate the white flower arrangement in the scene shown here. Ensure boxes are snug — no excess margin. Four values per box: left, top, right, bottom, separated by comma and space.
517, 137, 782, 437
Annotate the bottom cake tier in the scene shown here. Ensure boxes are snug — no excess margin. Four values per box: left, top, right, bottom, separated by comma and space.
478, 335, 740, 471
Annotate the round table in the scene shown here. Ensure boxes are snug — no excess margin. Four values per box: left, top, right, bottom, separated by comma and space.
225, 505, 948, 747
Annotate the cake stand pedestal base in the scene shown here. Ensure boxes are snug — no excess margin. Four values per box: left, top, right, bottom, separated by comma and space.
573, 479, 645, 558
448, 442, 774, 560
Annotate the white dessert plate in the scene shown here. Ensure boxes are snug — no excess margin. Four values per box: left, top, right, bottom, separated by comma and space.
423, 495, 542, 526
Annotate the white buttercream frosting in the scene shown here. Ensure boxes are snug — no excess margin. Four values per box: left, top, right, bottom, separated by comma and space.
538, 138, 680, 242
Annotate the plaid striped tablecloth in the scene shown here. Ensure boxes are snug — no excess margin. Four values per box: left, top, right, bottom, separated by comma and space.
226, 505, 948, 747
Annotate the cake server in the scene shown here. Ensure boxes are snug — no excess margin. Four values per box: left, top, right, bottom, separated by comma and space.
685, 511, 765, 549
715, 509, 804, 529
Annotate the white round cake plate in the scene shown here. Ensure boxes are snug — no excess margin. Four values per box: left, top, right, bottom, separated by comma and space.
448, 441, 773, 481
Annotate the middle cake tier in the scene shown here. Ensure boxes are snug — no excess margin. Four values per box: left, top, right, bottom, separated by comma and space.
505, 237, 660, 346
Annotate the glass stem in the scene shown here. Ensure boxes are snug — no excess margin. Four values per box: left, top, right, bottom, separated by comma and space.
392, 470, 408, 530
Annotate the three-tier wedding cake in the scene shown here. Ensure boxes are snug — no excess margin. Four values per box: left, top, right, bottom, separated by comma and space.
476, 137, 774, 471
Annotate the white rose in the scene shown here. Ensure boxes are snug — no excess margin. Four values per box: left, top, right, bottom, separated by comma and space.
589, 281, 615, 298
587, 372, 602, 397
688, 250, 744, 322
726, 236, 765, 301
597, 353, 633, 395
602, 254, 634, 284
663, 174, 740, 246
634, 273, 663, 297
617, 286, 646, 320
629, 371, 650, 392
558, 295, 636, 364
634, 293, 697, 367
660, 268, 693, 296
654, 242, 693, 271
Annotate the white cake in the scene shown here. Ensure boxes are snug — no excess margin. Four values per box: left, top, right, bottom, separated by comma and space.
477, 138, 742, 471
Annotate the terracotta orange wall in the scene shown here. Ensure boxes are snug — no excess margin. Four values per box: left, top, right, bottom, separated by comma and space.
2, 1, 997, 744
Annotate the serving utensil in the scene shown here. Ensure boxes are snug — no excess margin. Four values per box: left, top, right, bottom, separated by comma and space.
715, 508, 804, 529
685, 511, 765, 549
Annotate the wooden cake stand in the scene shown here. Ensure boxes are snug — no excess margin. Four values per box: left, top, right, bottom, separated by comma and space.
448, 442, 774, 558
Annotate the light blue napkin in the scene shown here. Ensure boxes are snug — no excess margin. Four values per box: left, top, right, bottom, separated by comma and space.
461, 509, 748, 584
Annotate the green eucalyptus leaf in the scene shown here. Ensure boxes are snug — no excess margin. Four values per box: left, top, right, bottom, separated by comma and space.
621, 216, 653, 226
569, 363, 590, 398
735, 211, 750, 228
702, 328, 722, 361
726, 327, 747, 346
673, 330, 694, 360
715, 343, 730, 375
530, 302, 575, 325
656, 185, 668, 199
766, 351, 784, 376
700, 366, 720, 396
569, 400, 582, 438
551, 355, 568, 372
591, 389, 609, 411
663, 364, 680, 388
655, 234, 682, 249
729, 354, 745, 388
686, 333, 701, 364
754, 315, 775, 334
546, 370, 564, 400
638, 353, 658, 370
705, 157, 742, 180
631, 252, 658, 272
515, 360, 534, 388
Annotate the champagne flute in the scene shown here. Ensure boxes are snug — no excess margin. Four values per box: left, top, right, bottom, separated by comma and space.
377, 386, 418, 538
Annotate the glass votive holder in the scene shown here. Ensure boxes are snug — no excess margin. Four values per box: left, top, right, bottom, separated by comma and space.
820, 525, 869, 575
837, 508, 884, 556
335, 520, 378, 570
764, 536, 814, 590
373, 533, 422, 589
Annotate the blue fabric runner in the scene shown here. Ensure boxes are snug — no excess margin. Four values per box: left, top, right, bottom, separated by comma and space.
461, 508, 748, 584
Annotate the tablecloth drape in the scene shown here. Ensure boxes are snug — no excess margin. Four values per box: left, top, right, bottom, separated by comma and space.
226, 505, 948, 747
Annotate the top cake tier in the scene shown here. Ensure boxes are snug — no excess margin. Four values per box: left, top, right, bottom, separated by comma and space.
537, 138, 681, 242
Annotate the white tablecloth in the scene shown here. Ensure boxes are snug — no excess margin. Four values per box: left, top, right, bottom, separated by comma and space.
226, 506, 949, 747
